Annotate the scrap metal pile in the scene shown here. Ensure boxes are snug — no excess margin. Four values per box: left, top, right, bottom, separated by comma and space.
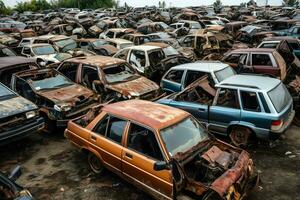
0, 4, 299, 200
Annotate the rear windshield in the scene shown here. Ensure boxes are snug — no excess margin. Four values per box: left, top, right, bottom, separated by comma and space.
215, 66, 236, 82
268, 83, 291, 113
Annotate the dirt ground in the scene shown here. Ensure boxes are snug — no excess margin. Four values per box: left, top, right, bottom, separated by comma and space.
0, 126, 300, 200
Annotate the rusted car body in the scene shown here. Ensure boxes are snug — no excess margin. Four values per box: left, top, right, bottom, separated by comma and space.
0, 56, 39, 87
0, 82, 44, 145
57, 56, 165, 102
64, 100, 258, 200
223, 48, 287, 80
224, 21, 248, 37
10, 68, 99, 131
77, 38, 118, 56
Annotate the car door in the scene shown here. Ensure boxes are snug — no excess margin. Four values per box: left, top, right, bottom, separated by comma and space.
122, 122, 172, 199
161, 69, 185, 93
90, 114, 128, 176
251, 53, 280, 77
209, 88, 241, 134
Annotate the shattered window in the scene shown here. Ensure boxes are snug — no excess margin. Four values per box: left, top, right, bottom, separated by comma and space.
82, 65, 100, 89
30, 74, 73, 91
106, 116, 127, 144
165, 70, 184, 83
127, 123, 163, 161
185, 70, 207, 86
161, 116, 208, 157
216, 88, 239, 109
252, 54, 272, 66
103, 63, 136, 83
129, 50, 146, 70
240, 91, 261, 112
149, 50, 165, 67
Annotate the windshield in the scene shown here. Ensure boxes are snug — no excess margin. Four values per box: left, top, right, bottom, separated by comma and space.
31, 74, 73, 91
191, 22, 201, 29
0, 84, 16, 100
33, 45, 56, 55
0, 47, 16, 57
268, 83, 292, 113
54, 38, 77, 51
103, 63, 137, 83
159, 22, 169, 29
120, 43, 133, 49
160, 116, 208, 157
215, 66, 236, 82
163, 46, 179, 56
92, 40, 108, 47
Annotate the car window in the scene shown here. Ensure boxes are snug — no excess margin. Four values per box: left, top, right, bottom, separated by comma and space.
252, 54, 272, 66
224, 53, 243, 64
208, 36, 218, 47
185, 70, 206, 86
81, 65, 100, 89
216, 88, 239, 109
268, 83, 292, 113
106, 31, 114, 38
127, 123, 163, 161
93, 115, 110, 136
240, 91, 261, 112
58, 62, 79, 82
114, 49, 130, 60
183, 36, 195, 47
165, 70, 184, 83
106, 116, 127, 144
260, 43, 278, 49
289, 42, 300, 50
129, 50, 146, 69
23, 47, 31, 55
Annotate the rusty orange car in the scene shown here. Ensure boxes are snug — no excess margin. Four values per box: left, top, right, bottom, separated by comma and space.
64, 100, 258, 200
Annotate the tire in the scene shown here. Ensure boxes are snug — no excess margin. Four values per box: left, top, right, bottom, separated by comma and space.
229, 126, 252, 147
88, 152, 104, 174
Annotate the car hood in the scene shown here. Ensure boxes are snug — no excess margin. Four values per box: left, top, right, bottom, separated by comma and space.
0, 96, 37, 119
37, 84, 94, 104
107, 76, 159, 97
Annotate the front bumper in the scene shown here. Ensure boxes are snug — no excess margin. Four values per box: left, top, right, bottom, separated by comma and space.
0, 117, 44, 145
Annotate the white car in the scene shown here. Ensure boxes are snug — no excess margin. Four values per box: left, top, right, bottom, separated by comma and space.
21, 43, 72, 66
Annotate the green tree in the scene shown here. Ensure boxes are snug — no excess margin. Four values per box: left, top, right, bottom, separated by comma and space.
213, 0, 222, 13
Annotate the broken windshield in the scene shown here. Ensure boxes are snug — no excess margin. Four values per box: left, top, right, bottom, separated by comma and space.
30, 74, 73, 91
103, 63, 137, 84
160, 116, 208, 157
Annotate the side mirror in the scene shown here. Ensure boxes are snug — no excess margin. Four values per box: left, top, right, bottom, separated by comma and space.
8, 166, 22, 182
153, 161, 170, 171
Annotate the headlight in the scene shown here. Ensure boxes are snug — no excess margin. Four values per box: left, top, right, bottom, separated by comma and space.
26, 111, 36, 119
54, 104, 72, 112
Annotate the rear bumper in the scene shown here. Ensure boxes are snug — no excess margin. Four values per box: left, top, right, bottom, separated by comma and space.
0, 117, 44, 145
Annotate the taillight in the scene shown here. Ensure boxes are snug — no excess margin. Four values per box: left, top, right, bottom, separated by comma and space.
271, 119, 283, 131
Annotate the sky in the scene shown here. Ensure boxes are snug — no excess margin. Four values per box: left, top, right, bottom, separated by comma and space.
3, 0, 282, 8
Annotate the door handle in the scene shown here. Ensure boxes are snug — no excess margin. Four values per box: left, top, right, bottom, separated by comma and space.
91, 135, 97, 141
125, 152, 133, 159
198, 108, 206, 112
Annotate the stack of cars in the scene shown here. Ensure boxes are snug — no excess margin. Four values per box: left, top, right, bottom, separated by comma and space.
1, 4, 300, 200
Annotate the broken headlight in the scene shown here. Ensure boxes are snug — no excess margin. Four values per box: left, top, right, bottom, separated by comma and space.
26, 111, 36, 119
54, 103, 72, 112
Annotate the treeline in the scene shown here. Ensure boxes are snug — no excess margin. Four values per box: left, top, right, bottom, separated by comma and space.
0, 0, 116, 14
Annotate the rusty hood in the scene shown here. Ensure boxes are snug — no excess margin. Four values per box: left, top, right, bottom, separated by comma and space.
107, 76, 159, 97
37, 84, 94, 105
0, 96, 38, 119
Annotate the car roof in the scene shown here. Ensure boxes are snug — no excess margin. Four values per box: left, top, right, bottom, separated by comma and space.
230, 48, 276, 53
171, 61, 230, 72
102, 99, 189, 130
125, 45, 161, 51
0, 56, 36, 69
66, 55, 125, 68
217, 74, 281, 91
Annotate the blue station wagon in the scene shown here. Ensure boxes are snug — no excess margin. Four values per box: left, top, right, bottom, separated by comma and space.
158, 74, 295, 146
160, 61, 235, 93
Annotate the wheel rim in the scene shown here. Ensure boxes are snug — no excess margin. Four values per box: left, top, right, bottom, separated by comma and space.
230, 127, 250, 147
88, 154, 103, 173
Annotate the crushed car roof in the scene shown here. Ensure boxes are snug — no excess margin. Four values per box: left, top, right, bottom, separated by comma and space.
66, 55, 125, 67
102, 99, 189, 130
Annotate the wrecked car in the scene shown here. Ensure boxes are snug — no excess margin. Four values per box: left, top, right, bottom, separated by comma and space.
0, 166, 34, 199
0, 82, 44, 145
161, 61, 235, 93
57, 56, 165, 101
64, 99, 258, 200
223, 48, 287, 80
158, 75, 295, 146
77, 38, 118, 56
10, 68, 99, 131
20, 43, 72, 67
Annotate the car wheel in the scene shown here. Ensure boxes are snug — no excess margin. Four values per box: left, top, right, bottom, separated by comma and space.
229, 126, 252, 147
88, 152, 104, 174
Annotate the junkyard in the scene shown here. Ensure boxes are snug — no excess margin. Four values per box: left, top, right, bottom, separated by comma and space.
0, 0, 300, 199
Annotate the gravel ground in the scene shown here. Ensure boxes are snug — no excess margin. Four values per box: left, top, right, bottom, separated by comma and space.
0, 126, 299, 200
